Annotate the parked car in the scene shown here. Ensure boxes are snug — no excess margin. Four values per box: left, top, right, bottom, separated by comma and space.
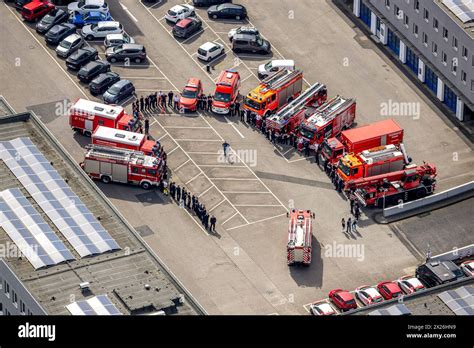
328, 289, 357, 312
36, 8, 69, 34
460, 260, 474, 277
232, 33, 271, 54
258, 59, 295, 79
21, 1, 55, 22
15, 0, 38, 11
309, 301, 336, 316
68, 0, 109, 15
179, 78, 203, 112
103, 80, 135, 104
81, 21, 122, 40
69, 10, 111, 27
192, 0, 231, 7
377, 281, 403, 300
165, 4, 195, 23
66, 46, 98, 70
228, 26, 259, 42
89, 71, 120, 95
104, 32, 134, 48
77, 60, 110, 82
172, 18, 202, 39
55, 33, 84, 58
207, 3, 247, 20
396, 276, 425, 295
197, 41, 224, 62
416, 260, 465, 287
105, 44, 146, 63
355, 285, 384, 306
44, 23, 76, 45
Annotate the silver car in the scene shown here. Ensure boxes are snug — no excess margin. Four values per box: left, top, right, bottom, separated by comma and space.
81, 21, 122, 40
56, 34, 84, 58
104, 33, 135, 48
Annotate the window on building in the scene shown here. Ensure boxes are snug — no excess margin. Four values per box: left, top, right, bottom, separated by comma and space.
423, 32, 428, 46
385, 0, 390, 9
20, 300, 26, 315
461, 71, 467, 83
0, 276, 2, 290
414, 0, 420, 11
5, 308, 10, 316
442, 51, 447, 65
394, 5, 401, 18
0, 302, 3, 315
452, 58, 457, 75
462, 46, 468, 60
4, 281, 9, 298
452, 36, 458, 50
423, 8, 429, 21
432, 42, 438, 55
413, 23, 418, 37
404, 14, 409, 27
471, 80, 474, 91
12, 291, 17, 307
443, 27, 448, 41
433, 17, 438, 31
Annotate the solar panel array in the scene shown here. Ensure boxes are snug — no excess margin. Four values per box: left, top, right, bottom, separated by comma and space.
438, 285, 474, 315
0, 188, 75, 270
66, 295, 122, 315
0, 137, 120, 258
442, 0, 474, 23
369, 303, 412, 316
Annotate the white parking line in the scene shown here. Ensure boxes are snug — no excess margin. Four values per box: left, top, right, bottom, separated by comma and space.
185, 172, 202, 185
164, 126, 211, 129
221, 191, 270, 194
181, 29, 205, 44
208, 178, 259, 181
120, 2, 138, 22
208, 199, 225, 212
221, 212, 238, 225
234, 204, 282, 207
226, 213, 287, 231
121, 76, 168, 80
174, 159, 191, 171
197, 164, 245, 168
224, 116, 245, 138
187, 151, 220, 155
175, 139, 222, 142
158, 133, 169, 140
197, 185, 214, 198
167, 146, 179, 154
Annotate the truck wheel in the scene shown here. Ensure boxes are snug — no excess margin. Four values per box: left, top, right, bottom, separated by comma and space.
141, 181, 151, 190
101, 176, 111, 184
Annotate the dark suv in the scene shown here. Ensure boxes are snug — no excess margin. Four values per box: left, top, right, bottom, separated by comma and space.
66, 47, 98, 70
172, 18, 202, 39
232, 33, 271, 54
36, 8, 69, 34
89, 72, 120, 95
105, 44, 147, 64
44, 23, 76, 45
207, 3, 246, 20
77, 60, 111, 83
193, 0, 231, 7
416, 261, 466, 288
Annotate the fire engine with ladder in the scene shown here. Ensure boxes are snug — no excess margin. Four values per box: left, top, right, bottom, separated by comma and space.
344, 163, 437, 208
297, 95, 356, 151
244, 69, 304, 118
69, 98, 140, 137
287, 209, 314, 266
81, 145, 164, 190
265, 81, 328, 134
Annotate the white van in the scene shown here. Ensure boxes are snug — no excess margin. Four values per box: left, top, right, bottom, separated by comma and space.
258, 59, 295, 79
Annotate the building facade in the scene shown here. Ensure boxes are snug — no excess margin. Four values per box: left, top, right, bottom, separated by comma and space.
352, 0, 474, 121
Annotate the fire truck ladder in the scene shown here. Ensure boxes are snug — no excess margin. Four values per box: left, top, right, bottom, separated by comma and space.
86, 145, 146, 163
273, 82, 325, 121
308, 95, 354, 125
260, 69, 302, 93
359, 145, 401, 163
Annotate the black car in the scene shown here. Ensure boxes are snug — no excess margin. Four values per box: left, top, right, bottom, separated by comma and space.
36, 9, 69, 34
103, 80, 135, 104
44, 23, 76, 45
66, 47, 98, 70
89, 72, 120, 95
207, 3, 246, 20
172, 18, 202, 39
416, 261, 465, 288
193, 0, 231, 7
77, 60, 111, 83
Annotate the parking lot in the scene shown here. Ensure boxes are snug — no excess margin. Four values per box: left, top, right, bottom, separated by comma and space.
1, 0, 473, 314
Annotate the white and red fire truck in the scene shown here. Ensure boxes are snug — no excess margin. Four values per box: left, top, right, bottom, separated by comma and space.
81, 145, 163, 190
244, 69, 304, 118
265, 81, 328, 134
287, 209, 314, 266
297, 95, 356, 151
69, 98, 139, 136
344, 163, 437, 208
92, 126, 159, 157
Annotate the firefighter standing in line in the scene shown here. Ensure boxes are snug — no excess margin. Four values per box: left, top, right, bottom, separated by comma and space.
235, 99, 240, 116
207, 94, 212, 112
210, 215, 217, 232
168, 91, 174, 107
144, 118, 149, 136
176, 185, 181, 202
304, 140, 310, 157
140, 96, 144, 112
346, 217, 352, 234
174, 94, 180, 110
341, 218, 345, 232
229, 102, 235, 116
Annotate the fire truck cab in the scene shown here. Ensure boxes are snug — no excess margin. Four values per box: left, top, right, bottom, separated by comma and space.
212, 69, 240, 114
287, 209, 314, 266
244, 69, 303, 118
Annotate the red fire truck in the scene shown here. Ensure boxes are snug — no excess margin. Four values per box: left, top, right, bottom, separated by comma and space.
265, 82, 328, 134
320, 119, 404, 168
81, 145, 163, 190
244, 69, 304, 118
287, 209, 314, 266
344, 163, 437, 208
92, 126, 159, 157
212, 69, 241, 115
297, 95, 356, 151
69, 98, 139, 136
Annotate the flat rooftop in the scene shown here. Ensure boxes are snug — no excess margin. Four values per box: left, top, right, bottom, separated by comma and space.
0, 101, 201, 315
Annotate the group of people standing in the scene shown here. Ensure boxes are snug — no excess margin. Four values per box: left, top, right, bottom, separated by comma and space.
132, 91, 180, 115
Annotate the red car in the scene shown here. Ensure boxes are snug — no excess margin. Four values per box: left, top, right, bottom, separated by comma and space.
328, 288, 357, 312
179, 77, 203, 112
21, 1, 54, 22
377, 281, 403, 300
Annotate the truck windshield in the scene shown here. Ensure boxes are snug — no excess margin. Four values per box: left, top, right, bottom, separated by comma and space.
338, 162, 351, 177
299, 127, 314, 140
245, 97, 261, 110
182, 89, 197, 98
214, 92, 231, 102
322, 142, 333, 159
264, 61, 273, 70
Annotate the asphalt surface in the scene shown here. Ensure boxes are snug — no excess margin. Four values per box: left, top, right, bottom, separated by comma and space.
1, 0, 473, 314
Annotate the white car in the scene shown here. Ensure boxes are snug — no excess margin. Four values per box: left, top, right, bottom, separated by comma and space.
68, 0, 109, 15
355, 286, 384, 306
165, 4, 195, 23
309, 302, 336, 316
228, 26, 259, 41
56, 33, 84, 58
197, 41, 224, 62
396, 276, 425, 294
81, 21, 123, 40
104, 33, 135, 48
460, 260, 474, 277
258, 59, 295, 79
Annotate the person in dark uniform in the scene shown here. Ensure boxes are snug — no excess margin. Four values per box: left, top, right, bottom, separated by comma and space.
176, 185, 181, 202
229, 102, 235, 117
144, 118, 149, 136
168, 91, 174, 107
170, 182, 176, 199
210, 215, 217, 232
204, 213, 209, 230
207, 94, 212, 112
187, 193, 192, 209
235, 99, 240, 115
139, 96, 144, 112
